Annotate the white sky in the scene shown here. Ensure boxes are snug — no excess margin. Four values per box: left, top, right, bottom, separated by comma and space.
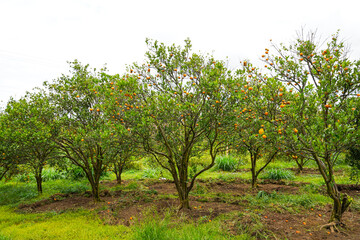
1, 0, 359, 109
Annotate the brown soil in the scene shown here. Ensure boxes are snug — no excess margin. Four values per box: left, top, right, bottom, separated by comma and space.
17, 179, 360, 239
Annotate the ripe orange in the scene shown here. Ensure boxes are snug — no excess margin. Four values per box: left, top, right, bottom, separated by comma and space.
262, 135, 267, 139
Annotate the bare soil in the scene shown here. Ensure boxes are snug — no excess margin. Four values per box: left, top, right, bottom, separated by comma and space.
17, 179, 360, 239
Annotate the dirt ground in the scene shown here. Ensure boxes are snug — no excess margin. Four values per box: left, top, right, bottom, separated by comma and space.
17, 179, 360, 240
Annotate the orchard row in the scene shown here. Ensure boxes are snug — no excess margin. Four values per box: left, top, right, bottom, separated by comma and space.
1, 31, 359, 224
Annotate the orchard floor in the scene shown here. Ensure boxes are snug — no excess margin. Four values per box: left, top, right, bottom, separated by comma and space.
16, 178, 360, 240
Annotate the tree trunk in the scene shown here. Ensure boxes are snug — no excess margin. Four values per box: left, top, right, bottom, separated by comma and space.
296, 162, 303, 174
250, 152, 258, 188
84, 168, 101, 202
0, 167, 9, 181
90, 180, 101, 202
173, 171, 191, 210
251, 173, 258, 188
35, 174, 43, 194
178, 185, 190, 210
180, 197, 190, 210
326, 182, 352, 223
34, 165, 43, 194
295, 157, 304, 174
115, 165, 123, 185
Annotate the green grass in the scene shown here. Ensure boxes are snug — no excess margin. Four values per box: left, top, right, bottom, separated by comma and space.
215, 155, 242, 172
0, 155, 356, 240
0, 179, 90, 206
260, 168, 295, 180
0, 207, 131, 240
131, 210, 240, 240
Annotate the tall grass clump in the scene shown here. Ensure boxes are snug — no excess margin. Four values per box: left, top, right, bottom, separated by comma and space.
260, 168, 295, 180
215, 155, 239, 171
132, 214, 170, 240
42, 168, 66, 182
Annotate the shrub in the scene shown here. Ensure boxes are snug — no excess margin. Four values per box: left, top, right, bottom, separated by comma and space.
214, 155, 239, 171
260, 168, 295, 180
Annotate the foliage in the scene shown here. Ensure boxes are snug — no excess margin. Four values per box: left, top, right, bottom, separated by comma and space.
45, 60, 134, 201
41, 168, 67, 182
244, 30, 360, 222
105, 38, 235, 209
346, 147, 360, 183
0, 90, 59, 193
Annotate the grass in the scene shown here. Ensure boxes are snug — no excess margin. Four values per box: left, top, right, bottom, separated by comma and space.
0, 155, 357, 240
215, 155, 242, 172
260, 168, 295, 180
0, 207, 131, 240
131, 209, 238, 240
0, 179, 90, 206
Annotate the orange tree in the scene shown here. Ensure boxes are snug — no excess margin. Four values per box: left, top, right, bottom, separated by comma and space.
104, 39, 235, 209
232, 64, 289, 187
108, 131, 140, 185
46, 61, 132, 201
1, 91, 58, 193
0, 112, 22, 181
258, 31, 360, 225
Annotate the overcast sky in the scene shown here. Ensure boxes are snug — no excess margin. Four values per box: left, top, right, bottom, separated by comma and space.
1, 0, 359, 109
